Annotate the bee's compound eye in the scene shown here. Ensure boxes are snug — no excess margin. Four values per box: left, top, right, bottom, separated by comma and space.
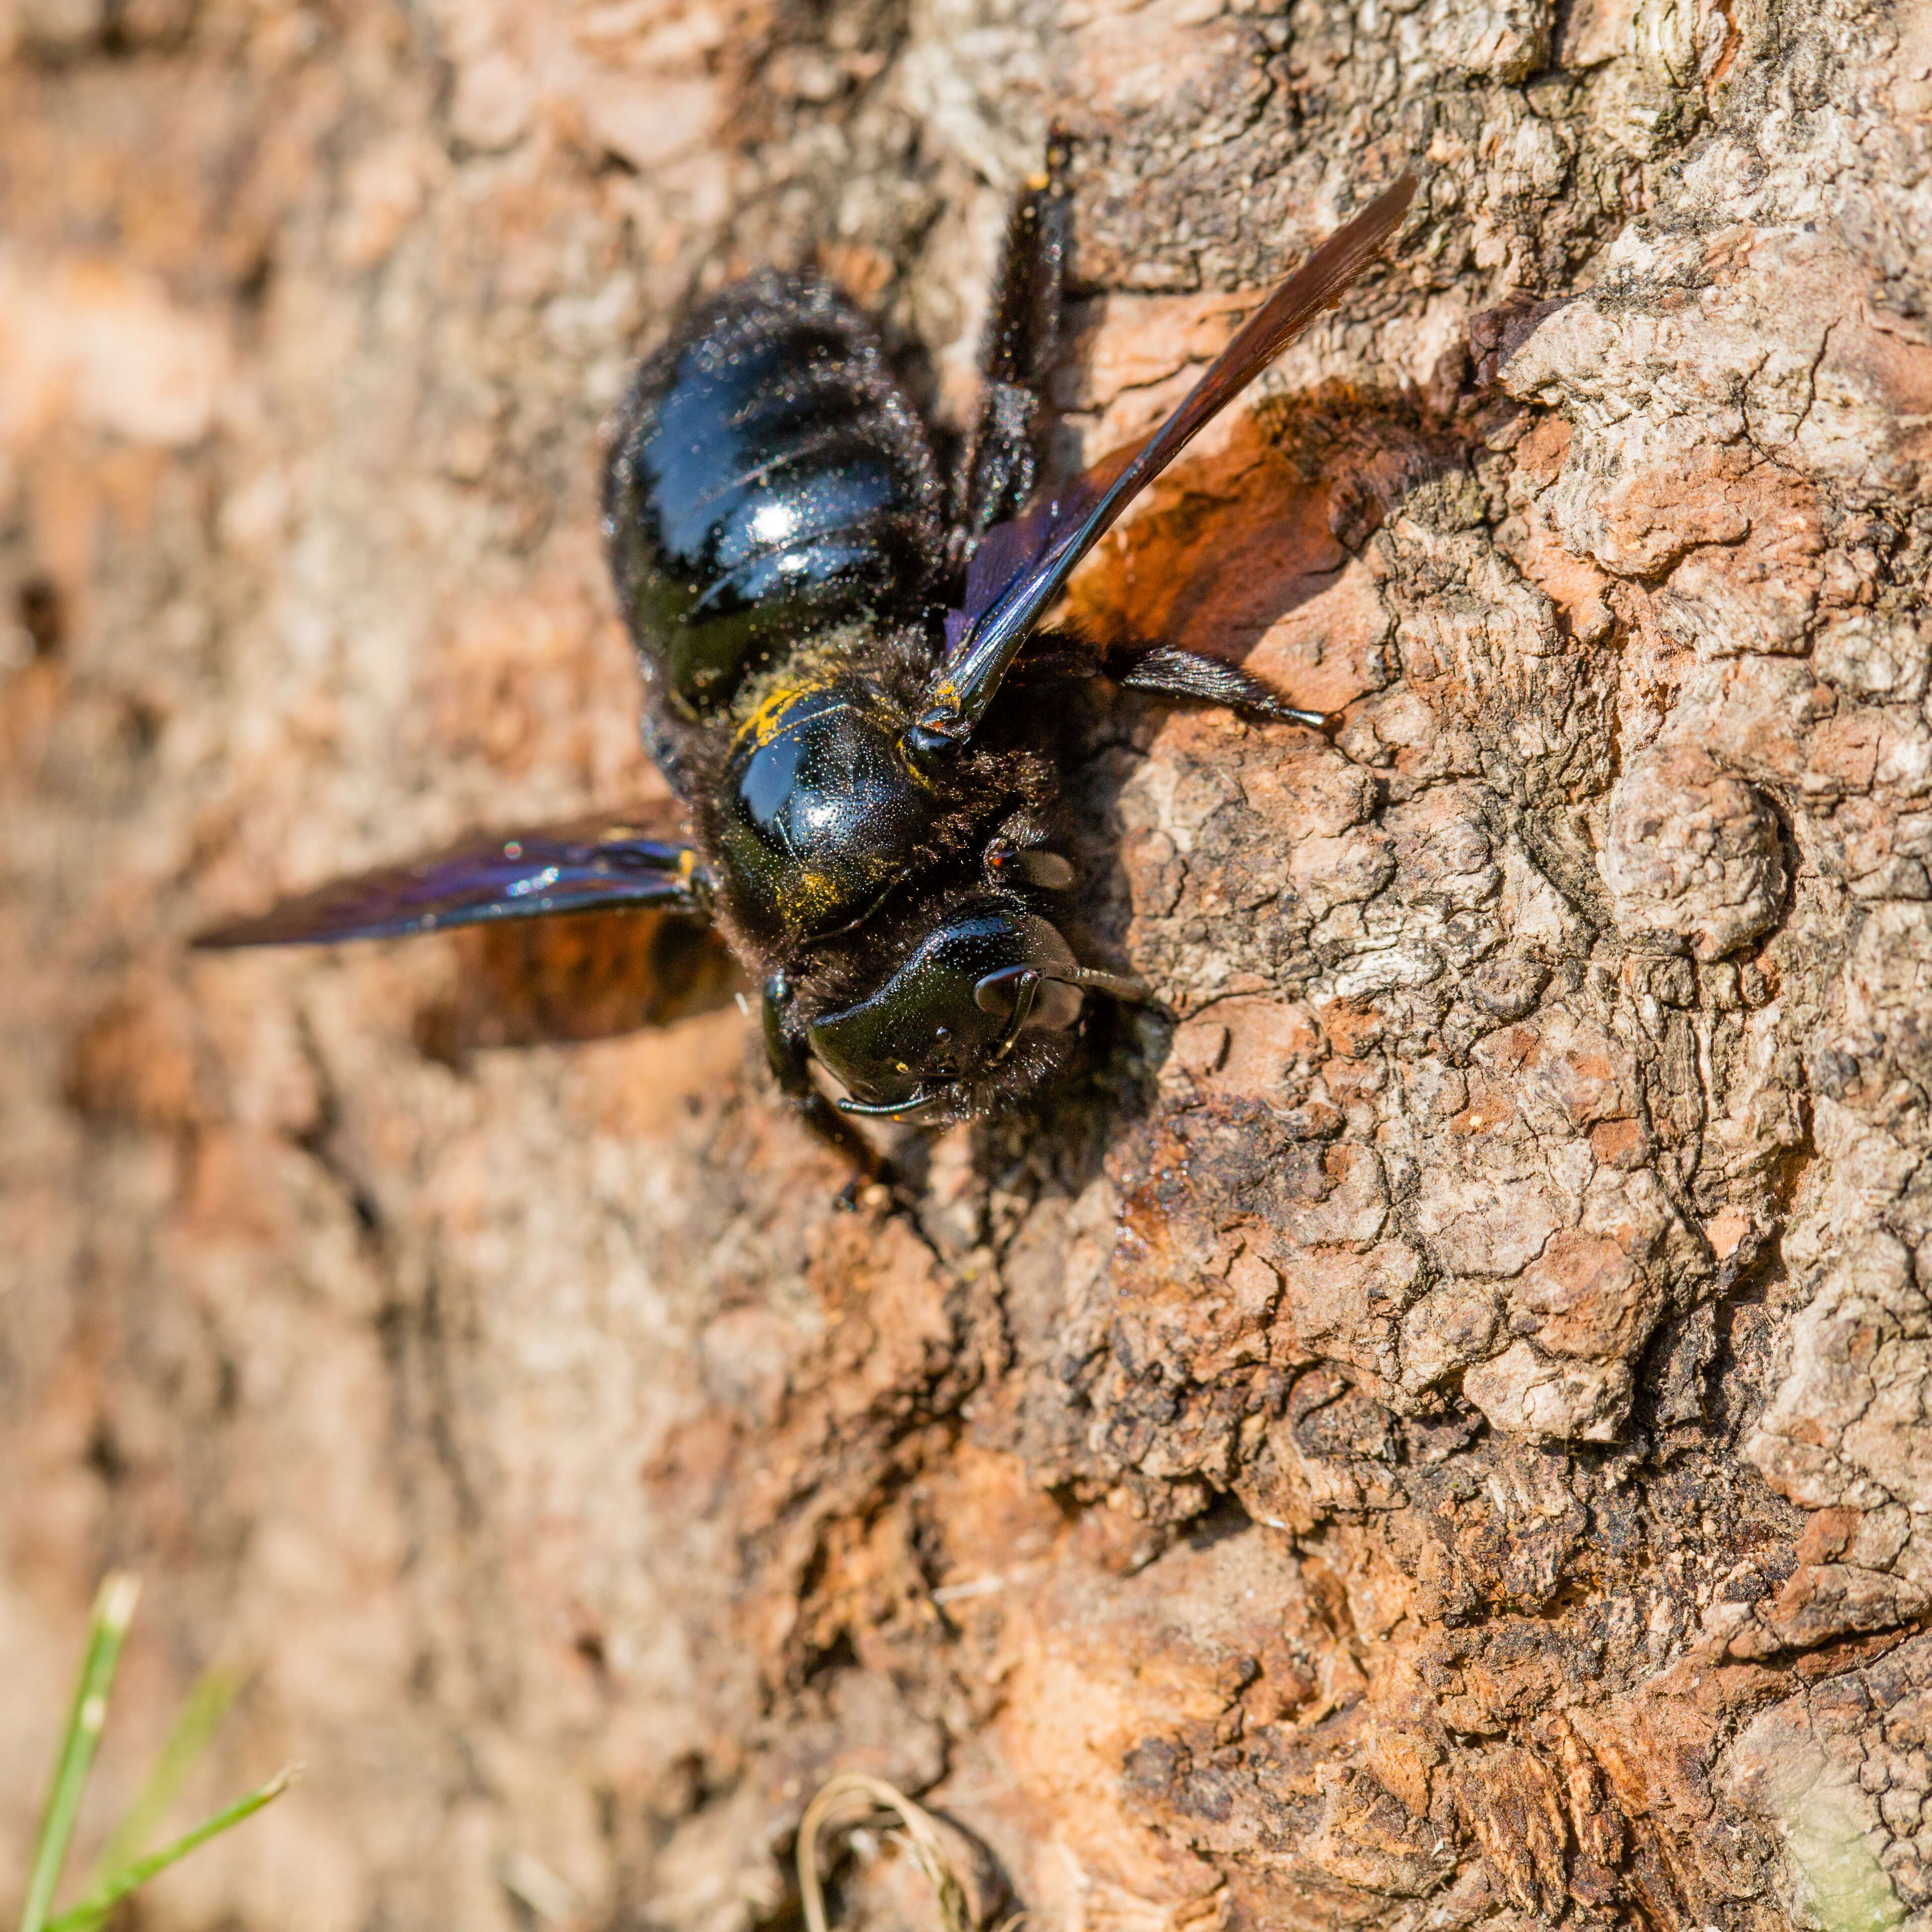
1032, 978, 1083, 1031
971, 968, 1080, 1031
972, 965, 1030, 1016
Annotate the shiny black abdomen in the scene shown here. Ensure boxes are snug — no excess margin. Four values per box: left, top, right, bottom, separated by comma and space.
603, 273, 944, 721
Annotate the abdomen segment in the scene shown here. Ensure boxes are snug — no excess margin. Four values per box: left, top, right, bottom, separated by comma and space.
603, 272, 942, 721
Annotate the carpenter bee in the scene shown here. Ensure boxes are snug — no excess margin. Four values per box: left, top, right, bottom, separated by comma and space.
199, 167, 1417, 1172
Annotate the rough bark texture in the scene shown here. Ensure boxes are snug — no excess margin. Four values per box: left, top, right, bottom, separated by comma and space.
4, 1, 1931, 1928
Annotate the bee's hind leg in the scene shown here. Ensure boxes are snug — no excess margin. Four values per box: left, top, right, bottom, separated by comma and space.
957, 145, 1072, 543
1106, 642, 1335, 731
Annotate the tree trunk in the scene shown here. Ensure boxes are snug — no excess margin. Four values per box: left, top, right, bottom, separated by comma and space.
4, 1, 1929, 1927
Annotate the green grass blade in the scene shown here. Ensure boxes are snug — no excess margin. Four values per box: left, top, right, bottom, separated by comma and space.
16, 1573, 141, 1932
83, 1663, 245, 1892
41, 1765, 299, 1932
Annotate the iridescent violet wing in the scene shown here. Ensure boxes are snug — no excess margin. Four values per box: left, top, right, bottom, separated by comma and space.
195, 814, 709, 948
922, 173, 1419, 747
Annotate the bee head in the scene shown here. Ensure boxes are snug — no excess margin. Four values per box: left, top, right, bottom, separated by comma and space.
802, 894, 1141, 1122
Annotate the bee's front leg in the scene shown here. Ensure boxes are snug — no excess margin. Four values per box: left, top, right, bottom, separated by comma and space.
761, 971, 902, 1211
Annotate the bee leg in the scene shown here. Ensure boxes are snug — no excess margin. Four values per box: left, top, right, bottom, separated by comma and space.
1106, 643, 1336, 731
761, 972, 902, 1207
957, 143, 1072, 542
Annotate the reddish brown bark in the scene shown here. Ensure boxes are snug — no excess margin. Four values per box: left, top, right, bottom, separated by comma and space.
4, 2, 1930, 1927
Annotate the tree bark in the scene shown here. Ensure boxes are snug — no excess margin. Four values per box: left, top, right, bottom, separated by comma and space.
4, 1, 1930, 1928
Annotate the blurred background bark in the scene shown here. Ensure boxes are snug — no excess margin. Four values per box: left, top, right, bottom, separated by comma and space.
4, 1, 1931, 1927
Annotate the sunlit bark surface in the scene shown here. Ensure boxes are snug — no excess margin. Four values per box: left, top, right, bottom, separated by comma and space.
4, 1, 1931, 1927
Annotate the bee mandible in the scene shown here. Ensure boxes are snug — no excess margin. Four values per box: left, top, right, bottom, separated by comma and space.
199, 165, 1418, 1174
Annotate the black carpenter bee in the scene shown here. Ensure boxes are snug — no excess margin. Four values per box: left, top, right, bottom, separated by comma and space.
199, 166, 1417, 1173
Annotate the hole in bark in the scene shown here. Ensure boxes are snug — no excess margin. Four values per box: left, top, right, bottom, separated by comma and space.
16, 575, 64, 659
119, 695, 165, 758
236, 246, 276, 314
85, 1419, 128, 1483
1183, 1492, 1254, 1550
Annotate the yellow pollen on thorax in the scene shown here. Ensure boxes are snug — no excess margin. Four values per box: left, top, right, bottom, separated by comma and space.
733, 675, 840, 753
